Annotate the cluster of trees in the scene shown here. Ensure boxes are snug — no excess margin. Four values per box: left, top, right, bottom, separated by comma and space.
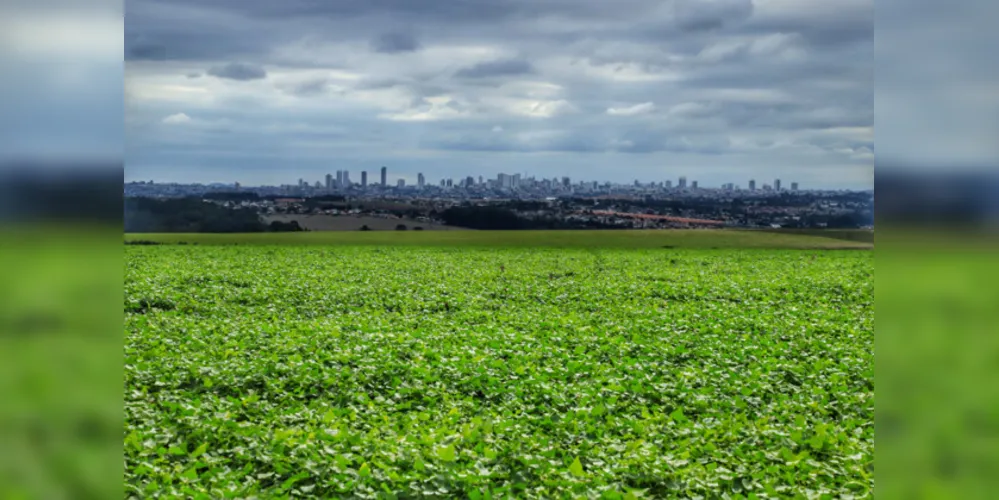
124, 197, 304, 233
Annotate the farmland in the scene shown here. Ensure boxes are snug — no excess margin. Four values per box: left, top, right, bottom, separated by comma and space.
124, 228, 872, 249
125, 242, 873, 498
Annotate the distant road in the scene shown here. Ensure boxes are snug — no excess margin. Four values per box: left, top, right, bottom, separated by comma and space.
584, 210, 725, 226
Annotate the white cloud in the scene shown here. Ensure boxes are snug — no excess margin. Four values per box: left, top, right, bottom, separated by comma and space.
162, 112, 192, 124
607, 102, 656, 116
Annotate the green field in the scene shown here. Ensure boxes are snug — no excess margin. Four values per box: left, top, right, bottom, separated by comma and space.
125, 242, 873, 498
125, 228, 873, 249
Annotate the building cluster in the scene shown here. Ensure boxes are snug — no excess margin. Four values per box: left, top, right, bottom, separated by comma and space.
126, 168, 818, 202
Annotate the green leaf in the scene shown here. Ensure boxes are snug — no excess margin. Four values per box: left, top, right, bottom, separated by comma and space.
437, 444, 457, 462
190, 442, 208, 458
358, 463, 371, 477
569, 457, 585, 477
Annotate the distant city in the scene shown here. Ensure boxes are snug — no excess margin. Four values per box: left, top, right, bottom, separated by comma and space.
126, 166, 834, 201
125, 166, 872, 232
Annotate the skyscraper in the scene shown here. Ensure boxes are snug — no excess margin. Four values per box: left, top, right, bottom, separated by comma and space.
774, 179, 781, 191
749, 179, 756, 191
665, 180, 672, 189
791, 182, 799, 191
343, 170, 351, 187
325, 173, 333, 191
397, 179, 405, 188
691, 180, 698, 189
361, 171, 368, 187
336, 170, 343, 187
417, 173, 425, 188
380, 166, 387, 187
466, 176, 475, 188
679, 176, 687, 189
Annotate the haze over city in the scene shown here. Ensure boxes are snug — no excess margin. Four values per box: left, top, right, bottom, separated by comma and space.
125, 0, 873, 189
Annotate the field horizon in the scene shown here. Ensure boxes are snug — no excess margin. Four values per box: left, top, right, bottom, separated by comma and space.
125, 228, 873, 249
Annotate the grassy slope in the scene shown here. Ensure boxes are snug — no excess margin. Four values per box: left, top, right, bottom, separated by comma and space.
125, 229, 872, 249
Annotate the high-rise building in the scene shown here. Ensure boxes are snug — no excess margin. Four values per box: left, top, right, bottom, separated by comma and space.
749, 179, 756, 191
380, 166, 387, 187
562, 177, 571, 188
336, 170, 343, 187
417, 173, 425, 188
791, 182, 799, 191
774, 179, 781, 191
691, 180, 699, 189
440, 179, 446, 187
325, 173, 333, 191
343, 170, 351, 187
679, 176, 687, 189
512, 173, 521, 188
397, 179, 405, 188
466, 176, 475, 188
446, 178, 453, 188
361, 171, 368, 187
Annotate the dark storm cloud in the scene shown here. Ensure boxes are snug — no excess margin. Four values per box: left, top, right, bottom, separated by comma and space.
372, 32, 421, 53
207, 62, 267, 80
455, 59, 534, 79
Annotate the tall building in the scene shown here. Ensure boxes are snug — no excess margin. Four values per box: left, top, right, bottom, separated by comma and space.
691, 180, 698, 189
361, 171, 368, 187
791, 182, 799, 191
665, 180, 672, 189
466, 176, 475, 188
562, 176, 571, 188
380, 166, 387, 187
749, 179, 756, 191
446, 178, 453, 188
417, 173, 425, 188
774, 179, 781, 192
397, 179, 405, 188
343, 170, 351, 187
325, 174, 333, 191
336, 170, 343, 187
679, 176, 687, 189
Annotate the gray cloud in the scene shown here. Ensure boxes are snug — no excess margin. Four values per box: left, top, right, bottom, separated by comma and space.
124, 0, 876, 188
455, 59, 535, 79
206, 62, 267, 80
674, 0, 754, 32
372, 32, 421, 53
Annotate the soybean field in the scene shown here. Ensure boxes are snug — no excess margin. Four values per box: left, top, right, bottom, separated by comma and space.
124, 244, 873, 499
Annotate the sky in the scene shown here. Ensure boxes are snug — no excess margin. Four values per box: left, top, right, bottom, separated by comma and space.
121, 0, 877, 189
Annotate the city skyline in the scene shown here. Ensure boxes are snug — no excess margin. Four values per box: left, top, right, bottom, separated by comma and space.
125, 0, 873, 189
131, 167, 818, 194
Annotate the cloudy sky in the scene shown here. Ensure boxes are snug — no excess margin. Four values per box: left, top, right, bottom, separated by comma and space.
124, 0, 874, 188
